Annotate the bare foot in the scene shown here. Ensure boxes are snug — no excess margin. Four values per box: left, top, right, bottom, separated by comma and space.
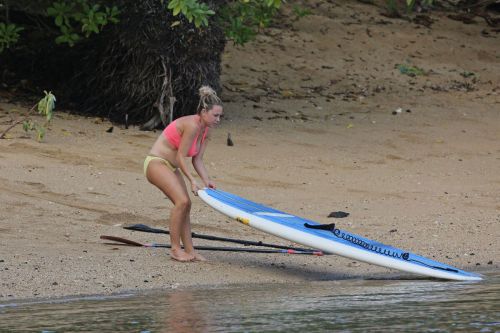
191, 252, 207, 262
170, 248, 195, 262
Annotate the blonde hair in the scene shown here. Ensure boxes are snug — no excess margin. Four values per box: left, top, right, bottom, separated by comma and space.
197, 85, 222, 113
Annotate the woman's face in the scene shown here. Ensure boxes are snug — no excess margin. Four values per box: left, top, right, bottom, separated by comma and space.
203, 105, 223, 127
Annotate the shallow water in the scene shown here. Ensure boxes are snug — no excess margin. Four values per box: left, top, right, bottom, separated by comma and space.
1, 273, 498, 333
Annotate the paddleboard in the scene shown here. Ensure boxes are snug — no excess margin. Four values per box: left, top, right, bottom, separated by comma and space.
198, 188, 482, 281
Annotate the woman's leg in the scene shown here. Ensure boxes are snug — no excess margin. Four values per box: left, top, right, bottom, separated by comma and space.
146, 160, 194, 262
173, 172, 207, 261
181, 209, 207, 261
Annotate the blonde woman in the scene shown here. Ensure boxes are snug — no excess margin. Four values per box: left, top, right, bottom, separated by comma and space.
144, 86, 223, 262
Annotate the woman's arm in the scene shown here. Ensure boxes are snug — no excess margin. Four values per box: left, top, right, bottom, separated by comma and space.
192, 133, 214, 188
175, 122, 199, 187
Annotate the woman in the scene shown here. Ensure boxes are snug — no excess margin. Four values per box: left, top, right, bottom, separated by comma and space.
144, 86, 223, 262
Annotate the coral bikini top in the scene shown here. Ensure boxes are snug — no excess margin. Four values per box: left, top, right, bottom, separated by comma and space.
162, 117, 208, 157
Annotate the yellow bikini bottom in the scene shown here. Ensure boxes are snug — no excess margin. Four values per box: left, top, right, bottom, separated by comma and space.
143, 155, 177, 175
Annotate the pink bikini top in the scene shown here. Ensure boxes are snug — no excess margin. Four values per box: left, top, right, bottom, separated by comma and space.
163, 119, 209, 157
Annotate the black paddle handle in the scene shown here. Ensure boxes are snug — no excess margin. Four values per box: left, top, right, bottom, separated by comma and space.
124, 224, 318, 252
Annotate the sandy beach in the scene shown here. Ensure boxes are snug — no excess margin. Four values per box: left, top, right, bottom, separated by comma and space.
0, 1, 499, 301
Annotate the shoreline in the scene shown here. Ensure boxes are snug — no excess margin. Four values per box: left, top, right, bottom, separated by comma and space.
2, 268, 497, 305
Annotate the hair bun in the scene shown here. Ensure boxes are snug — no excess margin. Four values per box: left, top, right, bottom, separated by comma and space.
199, 85, 216, 97
196, 85, 222, 112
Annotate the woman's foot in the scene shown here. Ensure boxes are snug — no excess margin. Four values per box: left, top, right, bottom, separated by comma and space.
170, 248, 195, 262
191, 252, 207, 262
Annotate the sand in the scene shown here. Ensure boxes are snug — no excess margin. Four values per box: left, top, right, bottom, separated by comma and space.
0, 1, 499, 301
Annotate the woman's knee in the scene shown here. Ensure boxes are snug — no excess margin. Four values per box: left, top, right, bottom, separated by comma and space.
174, 196, 191, 211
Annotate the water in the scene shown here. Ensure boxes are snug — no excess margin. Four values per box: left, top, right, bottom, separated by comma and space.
1, 273, 498, 333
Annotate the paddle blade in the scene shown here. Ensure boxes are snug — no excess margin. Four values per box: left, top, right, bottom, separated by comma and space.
100, 235, 145, 247
123, 224, 169, 234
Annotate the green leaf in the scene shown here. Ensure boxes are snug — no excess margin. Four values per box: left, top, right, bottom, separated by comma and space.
22, 121, 31, 132
37, 91, 57, 117
168, 0, 179, 9
55, 15, 64, 27
37, 127, 46, 142
55, 35, 68, 44
47, 7, 58, 16
181, 3, 188, 15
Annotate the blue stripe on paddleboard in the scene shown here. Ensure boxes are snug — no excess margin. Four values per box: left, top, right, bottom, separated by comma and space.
204, 189, 480, 278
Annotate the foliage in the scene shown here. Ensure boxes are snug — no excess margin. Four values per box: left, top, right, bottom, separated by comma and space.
397, 64, 426, 76
167, 0, 215, 28
0, 22, 24, 53
460, 71, 475, 78
292, 5, 312, 21
1, 0, 284, 52
166, 0, 284, 45
218, 0, 282, 45
0, 91, 57, 142
47, 0, 120, 46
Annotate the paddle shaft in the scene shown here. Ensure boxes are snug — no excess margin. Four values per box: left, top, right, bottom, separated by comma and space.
124, 224, 316, 252
100, 235, 323, 256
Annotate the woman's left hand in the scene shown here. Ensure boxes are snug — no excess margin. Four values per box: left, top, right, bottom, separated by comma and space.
206, 180, 216, 189
191, 181, 201, 195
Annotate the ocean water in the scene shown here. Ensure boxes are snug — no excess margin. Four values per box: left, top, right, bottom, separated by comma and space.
0, 272, 498, 333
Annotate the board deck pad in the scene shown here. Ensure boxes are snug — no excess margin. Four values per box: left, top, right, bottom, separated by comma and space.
199, 188, 482, 281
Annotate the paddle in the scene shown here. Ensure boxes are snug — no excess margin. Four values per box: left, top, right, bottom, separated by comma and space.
124, 223, 318, 252
100, 235, 324, 256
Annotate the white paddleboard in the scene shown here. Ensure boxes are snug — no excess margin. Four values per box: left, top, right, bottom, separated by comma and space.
198, 188, 482, 281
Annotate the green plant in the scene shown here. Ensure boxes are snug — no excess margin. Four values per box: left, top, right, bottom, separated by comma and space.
0, 91, 57, 142
386, 0, 399, 16
4, 0, 285, 51
165, 0, 282, 43
292, 5, 312, 21
217, 0, 282, 45
460, 71, 475, 78
0, 22, 24, 53
166, 0, 283, 43
397, 64, 426, 77
47, 0, 120, 46
167, 0, 215, 27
